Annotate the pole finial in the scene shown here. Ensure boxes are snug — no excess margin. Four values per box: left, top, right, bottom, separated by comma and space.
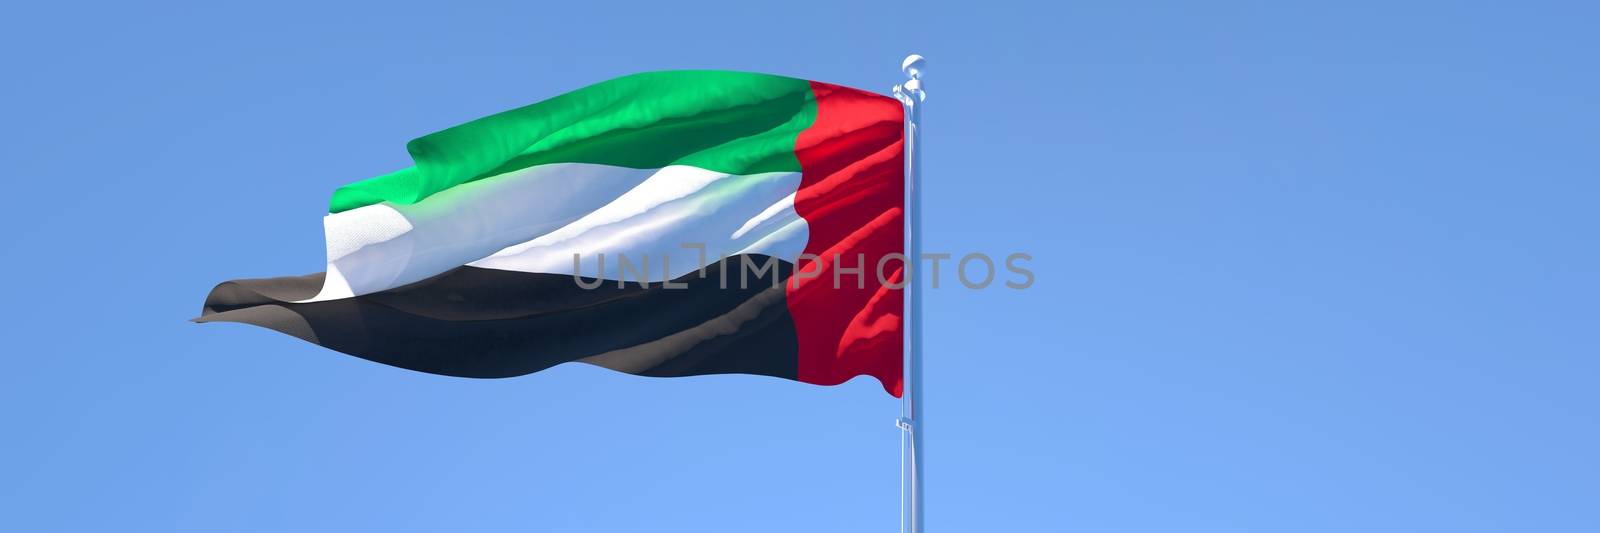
894, 54, 927, 104
902, 54, 926, 79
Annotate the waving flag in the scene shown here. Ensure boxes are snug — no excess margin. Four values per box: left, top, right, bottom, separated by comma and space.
199, 71, 905, 396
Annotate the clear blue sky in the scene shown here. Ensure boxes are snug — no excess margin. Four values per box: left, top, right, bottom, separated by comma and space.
2, 1, 1595, 531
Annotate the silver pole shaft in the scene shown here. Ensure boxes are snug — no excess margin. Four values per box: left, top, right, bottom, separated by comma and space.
894, 54, 927, 533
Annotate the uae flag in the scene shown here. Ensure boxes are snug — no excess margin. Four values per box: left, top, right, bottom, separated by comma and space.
199, 71, 906, 397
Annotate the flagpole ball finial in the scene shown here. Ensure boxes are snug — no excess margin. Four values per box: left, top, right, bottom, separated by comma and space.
895, 54, 927, 104
902, 54, 926, 80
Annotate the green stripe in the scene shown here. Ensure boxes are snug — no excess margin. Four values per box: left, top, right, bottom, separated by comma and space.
329, 71, 818, 213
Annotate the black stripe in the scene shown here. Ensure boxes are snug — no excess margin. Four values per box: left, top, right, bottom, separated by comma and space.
198, 255, 799, 381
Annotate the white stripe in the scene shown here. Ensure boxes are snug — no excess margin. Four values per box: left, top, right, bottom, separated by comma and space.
303, 163, 807, 301
469, 166, 807, 279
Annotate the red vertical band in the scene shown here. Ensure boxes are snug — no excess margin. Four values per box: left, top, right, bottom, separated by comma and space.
788, 81, 906, 397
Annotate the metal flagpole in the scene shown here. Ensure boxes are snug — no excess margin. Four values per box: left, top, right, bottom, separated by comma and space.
893, 53, 927, 533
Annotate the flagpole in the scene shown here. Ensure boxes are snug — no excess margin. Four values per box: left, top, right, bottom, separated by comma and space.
894, 53, 927, 533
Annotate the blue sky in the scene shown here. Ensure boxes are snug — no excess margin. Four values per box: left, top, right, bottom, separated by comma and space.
2, 1, 1596, 531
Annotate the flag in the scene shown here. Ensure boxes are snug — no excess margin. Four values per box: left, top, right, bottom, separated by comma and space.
199, 71, 905, 396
